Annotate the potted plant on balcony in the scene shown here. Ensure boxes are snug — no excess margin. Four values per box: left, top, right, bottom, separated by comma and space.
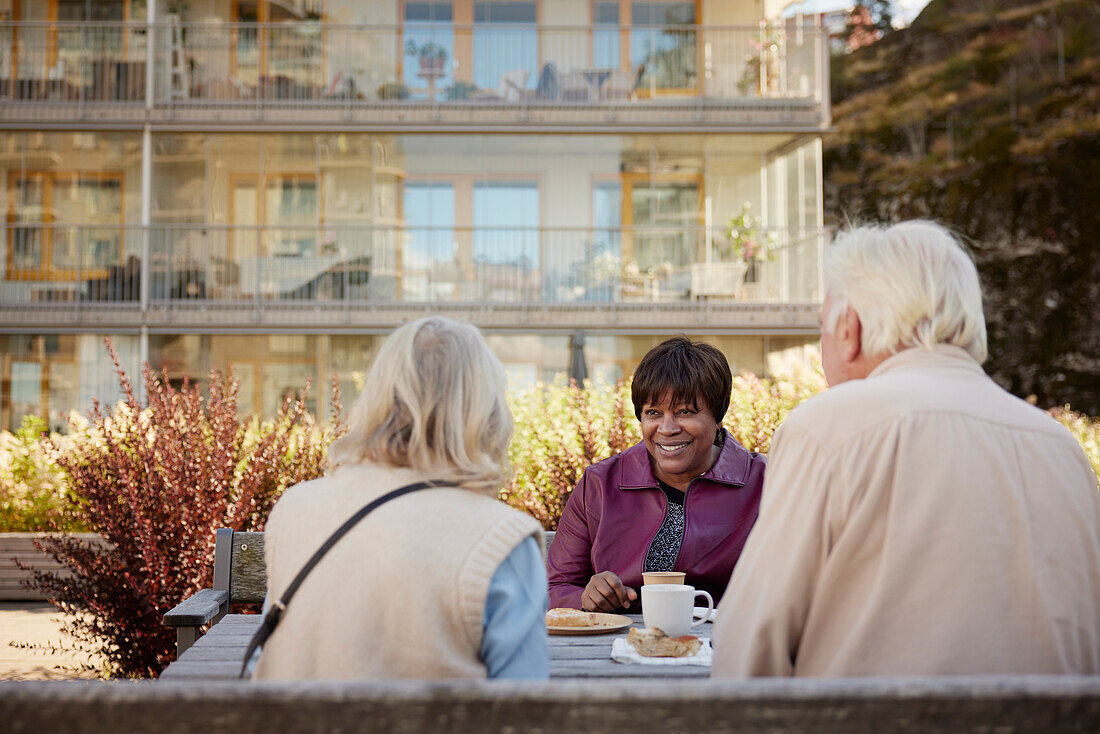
405, 40, 448, 76
737, 22, 785, 96
724, 202, 775, 282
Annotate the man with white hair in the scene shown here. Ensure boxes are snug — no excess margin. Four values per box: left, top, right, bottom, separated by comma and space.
711, 220, 1100, 677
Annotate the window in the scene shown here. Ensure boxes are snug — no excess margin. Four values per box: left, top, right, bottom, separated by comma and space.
627, 177, 701, 271
593, 1, 621, 70
267, 176, 318, 256
473, 182, 538, 265
11, 0, 144, 97
230, 173, 318, 258
472, 1, 537, 91
232, 0, 324, 90
400, 1, 540, 98
402, 182, 456, 300
57, 0, 126, 21
6, 172, 124, 280
400, 177, 539, 301
403, 2, 455, 99
586, 181, 622, 300
630, 1, 697, 93
9, 361, 42, 428
0, 334, 82, 433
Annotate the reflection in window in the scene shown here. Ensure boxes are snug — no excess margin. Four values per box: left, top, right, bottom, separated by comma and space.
57, 178, 123, 271
264, 362, 317, 417
404, 2, 455, 99
232, 362, 257, 417
231, 175, 317, 258
0, 335, 88, 433
57, 0, 125, 20
56, 0, 128, 74
266, 177, 317, 257
473, 2, 537, 91
631, 182, 699, 274
233, 1, 324, 88
474, 182, 538, 301
473, 183, 538, 265
586, 182, 622, 301
236, 1, 260, 72
9, 362, 42, 431
10, 175, 45, 272
631, 1, 696, 92
403, 183, 455, 301
7, 173, 122, 278
593, 2, 620, 70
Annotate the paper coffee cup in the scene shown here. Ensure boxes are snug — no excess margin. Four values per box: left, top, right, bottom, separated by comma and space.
642, 571, 686, 586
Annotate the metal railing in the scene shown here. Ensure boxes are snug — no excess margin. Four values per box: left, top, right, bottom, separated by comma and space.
0, 21, 826, 108
1, 224, 826, 310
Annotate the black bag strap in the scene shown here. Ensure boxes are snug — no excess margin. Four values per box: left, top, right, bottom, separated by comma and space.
239, 479, 450, 678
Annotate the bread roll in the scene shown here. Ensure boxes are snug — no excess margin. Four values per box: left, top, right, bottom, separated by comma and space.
627, 627, 701, 657
545, 608, 595, 627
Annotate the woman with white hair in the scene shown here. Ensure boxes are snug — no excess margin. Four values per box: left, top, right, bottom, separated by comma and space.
713, 220, 1100, 677
253, 316, 549, 680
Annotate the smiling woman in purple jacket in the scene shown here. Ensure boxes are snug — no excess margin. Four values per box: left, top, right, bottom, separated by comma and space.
547, 337, 767, 612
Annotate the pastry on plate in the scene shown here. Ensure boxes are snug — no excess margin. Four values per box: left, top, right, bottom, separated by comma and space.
545, 607, 596, 627
627, 627, 701, 657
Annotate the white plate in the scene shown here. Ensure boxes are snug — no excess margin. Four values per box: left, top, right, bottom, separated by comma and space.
547, 612, 634, 636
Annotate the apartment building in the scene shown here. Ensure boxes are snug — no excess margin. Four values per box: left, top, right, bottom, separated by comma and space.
0, 0, 829, 430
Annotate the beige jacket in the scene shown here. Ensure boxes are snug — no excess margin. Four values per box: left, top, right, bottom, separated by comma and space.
254, 462, 542, 680
713, 346, 1100, 677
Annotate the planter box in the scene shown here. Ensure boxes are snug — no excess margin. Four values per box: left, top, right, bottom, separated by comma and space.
0, 533, 103, 601
418, 57, 446, 74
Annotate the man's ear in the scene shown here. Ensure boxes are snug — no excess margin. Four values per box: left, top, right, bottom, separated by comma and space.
840, 306, 862, 363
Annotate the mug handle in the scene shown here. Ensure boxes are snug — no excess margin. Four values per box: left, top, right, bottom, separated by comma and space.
691, 590, 714, 629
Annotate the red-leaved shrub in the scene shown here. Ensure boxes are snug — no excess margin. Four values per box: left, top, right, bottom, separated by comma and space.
22, 341, 342, 678
506, 379, 636, 529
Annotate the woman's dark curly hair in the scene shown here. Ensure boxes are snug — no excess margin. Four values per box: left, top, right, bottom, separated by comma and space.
630, 336, 732, 422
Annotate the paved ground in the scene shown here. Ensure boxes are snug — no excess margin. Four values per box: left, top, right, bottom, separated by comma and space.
0, 602, 105, 680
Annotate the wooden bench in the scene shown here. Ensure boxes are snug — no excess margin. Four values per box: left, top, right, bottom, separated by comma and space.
0, 532, 108, 601
163, 529, 266, 655
4, 677, 1100, 732
162, 528, 555, 656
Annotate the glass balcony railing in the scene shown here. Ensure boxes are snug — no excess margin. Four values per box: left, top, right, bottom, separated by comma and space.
1, 224, 826, 310
0, 21, 827, 108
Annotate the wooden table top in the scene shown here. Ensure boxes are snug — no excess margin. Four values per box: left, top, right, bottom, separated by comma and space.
159, 613, 713, 681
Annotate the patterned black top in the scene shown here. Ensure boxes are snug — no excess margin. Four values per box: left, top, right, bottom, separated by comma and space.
644, 479, 686, 572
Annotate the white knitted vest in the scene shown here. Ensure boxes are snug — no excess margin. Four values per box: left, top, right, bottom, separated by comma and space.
254, 462, 543, 680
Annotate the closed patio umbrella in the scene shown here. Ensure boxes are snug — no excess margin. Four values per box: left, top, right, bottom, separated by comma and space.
569, 330, 588, 385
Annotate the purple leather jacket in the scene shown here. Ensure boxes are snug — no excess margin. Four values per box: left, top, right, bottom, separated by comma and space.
547, 431, 766, 610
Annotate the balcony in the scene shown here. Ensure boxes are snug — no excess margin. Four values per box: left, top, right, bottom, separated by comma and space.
0, 21, 829, 131
0, 224, 826, 333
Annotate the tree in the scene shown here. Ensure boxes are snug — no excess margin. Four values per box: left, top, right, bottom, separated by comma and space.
865, 0, 895, 34
844, 2, 894, 52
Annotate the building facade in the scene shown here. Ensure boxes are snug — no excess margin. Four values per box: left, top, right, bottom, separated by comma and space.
0, 0, 828, 430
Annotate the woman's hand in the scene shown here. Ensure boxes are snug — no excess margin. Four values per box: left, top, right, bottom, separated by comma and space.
581, 571, 638, 612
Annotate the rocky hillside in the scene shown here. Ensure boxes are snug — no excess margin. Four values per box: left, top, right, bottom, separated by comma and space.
824, 0, 1100, 414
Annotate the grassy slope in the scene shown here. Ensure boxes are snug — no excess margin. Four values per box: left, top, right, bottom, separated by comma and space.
824, 0, 1100, 414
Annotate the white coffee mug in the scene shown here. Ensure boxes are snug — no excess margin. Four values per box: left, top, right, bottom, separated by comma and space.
641, 584, 714, 638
